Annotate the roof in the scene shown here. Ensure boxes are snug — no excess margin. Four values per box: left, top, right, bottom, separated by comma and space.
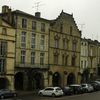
81, 38, 100, 45
50, 10, 80, 31
12, 10, 50, 23
0, 17, 14, 28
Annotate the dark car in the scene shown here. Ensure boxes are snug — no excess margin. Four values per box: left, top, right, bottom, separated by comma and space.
69, 84, 84, 94
63, 86, 74, 95
0, 89, 17, 99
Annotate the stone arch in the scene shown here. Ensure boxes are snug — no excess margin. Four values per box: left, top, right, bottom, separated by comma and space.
27, 71, 44, 90
67, 73, 75, 85
33, 72, 44, 89
0, 78, 9, 89
52, 72, 61, 86
14, 72, 24, 90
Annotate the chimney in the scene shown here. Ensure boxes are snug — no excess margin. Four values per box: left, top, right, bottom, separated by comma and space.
35, 12, 41, 18
2, 5, 9, 13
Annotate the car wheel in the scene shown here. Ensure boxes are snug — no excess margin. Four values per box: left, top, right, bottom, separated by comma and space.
75, 91, 78, 94
39, 92, 43, 96
52, 93, 56, 97
1, 95, 4, 99
85, 89, 88, 93
14, 93, 17, 97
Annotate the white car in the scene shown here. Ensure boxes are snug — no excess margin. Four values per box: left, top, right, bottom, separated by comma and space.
38, 87, 64, 97
81, 83, 94, 92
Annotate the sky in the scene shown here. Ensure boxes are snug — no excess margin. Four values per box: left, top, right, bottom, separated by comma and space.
0, 0, 100, 41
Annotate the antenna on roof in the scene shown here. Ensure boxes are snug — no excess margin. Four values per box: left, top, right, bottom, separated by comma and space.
32, 1, 44, 12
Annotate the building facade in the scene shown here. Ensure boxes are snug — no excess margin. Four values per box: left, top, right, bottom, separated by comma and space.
80, 38, 100, 83
1, 5, 50, 90
0, 5, 88, 90
48, 11, 81, 87
0, 17, 15, 90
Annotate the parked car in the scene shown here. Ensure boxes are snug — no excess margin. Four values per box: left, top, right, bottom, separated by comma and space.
38, 87, 64, 97
94, 81, 100, 84
63, 86, 74, 95
90, 81, 100, 91
0, 89, 17, 99
69, 84, 84, 94
81, 83, 94, 92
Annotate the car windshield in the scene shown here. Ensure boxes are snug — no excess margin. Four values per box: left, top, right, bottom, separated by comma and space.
45, 88, 54, 91
56, 88, 61, 90
81, 85, 86, 87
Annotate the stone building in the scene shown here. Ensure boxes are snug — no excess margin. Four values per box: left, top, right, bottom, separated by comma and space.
1, 5, 50, 90
0, 17, 15, 90
0, 6, 81, 90
48, 11, 81, 87
80, 38, 100, 83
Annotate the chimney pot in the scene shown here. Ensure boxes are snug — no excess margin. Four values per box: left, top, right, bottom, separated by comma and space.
35, 12, 41, 18
2, 5, 9, 13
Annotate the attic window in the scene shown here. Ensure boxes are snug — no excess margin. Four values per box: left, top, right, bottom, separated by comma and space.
60, 23, 63, 33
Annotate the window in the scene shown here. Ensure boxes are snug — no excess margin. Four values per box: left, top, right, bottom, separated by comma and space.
81, 61, 83, 68
40, 35, 45, 50
21, 50, 26, 64
32, 21, 36, 30
31, 33, 35, 48
70, 26, 73, 35
0, 59, 5, 73
60, 23, 63, 32
2, 28, 7, 35
22, 18, 27, 28
65, 56, 68, 65
41, 23, 45, 32
54, 54, 58, 65
0, 41, 7, 56
40, 53, 44, 65
31, 52, 35, 64
54, 39, 59, 48
63, 39, 66, 49
21, 31, 26, 48
62, 54, 64, 65
72, 56, 75, 66
84, 60, 87, 68
72, 42, 77, 52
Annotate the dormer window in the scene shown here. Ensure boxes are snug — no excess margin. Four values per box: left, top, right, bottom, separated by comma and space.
60, 23, 63, 33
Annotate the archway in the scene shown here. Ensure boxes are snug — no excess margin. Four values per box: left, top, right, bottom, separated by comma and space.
33, 72, 44, 89
14, 72, 24, 90
67, 73, 75, 85
81, 68, 89, 83
52, 72, 61, 86
0, 78, 9, 89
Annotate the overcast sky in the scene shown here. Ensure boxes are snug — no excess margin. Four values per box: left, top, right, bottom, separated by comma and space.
0, 0, 100, 41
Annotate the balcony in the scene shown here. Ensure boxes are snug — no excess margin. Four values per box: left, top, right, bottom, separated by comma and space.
16, 62, 49, 69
